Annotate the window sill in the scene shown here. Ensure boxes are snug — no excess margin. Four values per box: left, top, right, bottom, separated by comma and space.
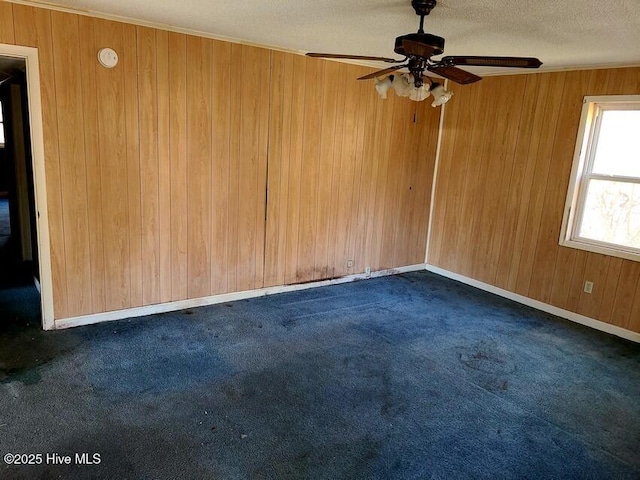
559, 237, 640, 263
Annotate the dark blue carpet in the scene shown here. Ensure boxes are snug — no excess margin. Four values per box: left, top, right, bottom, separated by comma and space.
0, 199, 9, 232
1, 271, 639, 479
0, 198, 10, 253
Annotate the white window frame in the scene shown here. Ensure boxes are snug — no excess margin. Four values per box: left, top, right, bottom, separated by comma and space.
560, 95, 640, 262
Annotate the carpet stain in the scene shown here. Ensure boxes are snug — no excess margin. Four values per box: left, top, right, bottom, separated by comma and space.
85, 329, 233, 396
343, 353, 380, 378
0, 366, 41, 385
484, 378, 510, 392
380, 395, 406, 417
280, 317, 298, 330
458, 339, 516, 375
0, 325, 83, 385
251, 436, 383, 479
455, 339, 517, 393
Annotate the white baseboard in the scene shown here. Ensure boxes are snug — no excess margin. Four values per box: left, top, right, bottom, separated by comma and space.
53, 264, 426, 330
425, 264, 640, 343
34, 276, 41, 293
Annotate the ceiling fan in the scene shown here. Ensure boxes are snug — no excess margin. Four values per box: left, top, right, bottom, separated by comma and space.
306, 0, 542, 90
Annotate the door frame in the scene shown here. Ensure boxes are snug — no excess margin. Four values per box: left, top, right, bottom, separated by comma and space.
1, 43, 54, 330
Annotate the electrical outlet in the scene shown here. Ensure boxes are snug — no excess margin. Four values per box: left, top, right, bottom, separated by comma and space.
365, 266, 371, 277
346, 259, 354, 268
584, 281, 594, 294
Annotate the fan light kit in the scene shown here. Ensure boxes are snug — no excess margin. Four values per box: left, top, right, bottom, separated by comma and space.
375, 74, 452, 107
307, 0, 542, 106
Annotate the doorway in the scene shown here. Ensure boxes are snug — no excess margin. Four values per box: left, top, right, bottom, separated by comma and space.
0, 60, 37, 272
0, 45, 53, 330
0, 57, 41, 331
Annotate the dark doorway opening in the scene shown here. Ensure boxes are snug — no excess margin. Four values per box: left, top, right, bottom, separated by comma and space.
0, 56, 41, 334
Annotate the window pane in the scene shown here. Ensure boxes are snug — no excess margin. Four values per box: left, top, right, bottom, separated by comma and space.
592, 110, 640, 178
578, 179, 640, 249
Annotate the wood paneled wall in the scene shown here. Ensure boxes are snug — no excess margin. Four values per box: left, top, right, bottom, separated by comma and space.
264, 53, 438, 286
429, 68, 640, 333
0, 1, 438, 320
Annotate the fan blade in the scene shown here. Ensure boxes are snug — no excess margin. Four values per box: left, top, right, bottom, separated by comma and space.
427, 65, 482, 85
401, 39, 438, 59
442, 56, 542, 68
306, 53, 402, 64
358, 64, 407, 80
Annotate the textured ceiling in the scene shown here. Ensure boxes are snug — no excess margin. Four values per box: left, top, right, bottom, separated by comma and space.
19, 0, 640, 76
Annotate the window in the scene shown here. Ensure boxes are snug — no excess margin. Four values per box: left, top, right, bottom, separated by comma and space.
560, 95, 640, 261
0, 100, 4, 147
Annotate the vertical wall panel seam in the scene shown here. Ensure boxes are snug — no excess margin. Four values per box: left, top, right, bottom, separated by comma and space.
123, 23, 131, 306
185, 35, 191, 294
85, 19, 100, 311
169, 32, 175, 299
292, 58, 307, 283
169, 33, 175, 298
209, 38, 214, 293
153, 28, 160, 301
277, 55, 288, 283
519, 73, 565, 297
348, 77, 370, 273
235, 45, 241, 288
7, 2, 15, 43
508, 74, 546, 289
313, 62, 327, 277
48, 8, 66, 318
627, 270, 640, 329
74, 15, 91, 313
210, 40, 217, 293
600, 260, 622, 321
326, 65, 339, 275
136, 26, 145, 302
48, 12, 70, 316
532, 72, 570, 300
225, 43, 232, 291
503, 73, 535, 288
493, 77, 527, 286
283, 57, 296, 284
261, 50, 273, 286
133, 25, 142, 306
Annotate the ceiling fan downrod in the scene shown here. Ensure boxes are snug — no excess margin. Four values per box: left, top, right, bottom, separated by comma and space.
412, 0, 436, 34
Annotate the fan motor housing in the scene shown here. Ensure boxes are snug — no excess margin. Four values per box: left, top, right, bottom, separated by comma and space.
394, 33, 445, 57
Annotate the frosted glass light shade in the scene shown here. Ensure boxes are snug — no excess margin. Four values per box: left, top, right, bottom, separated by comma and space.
431, 83, 453, 107
392, 73, 413, 97
410, 84, 430, 101
374, 76, 394, 99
